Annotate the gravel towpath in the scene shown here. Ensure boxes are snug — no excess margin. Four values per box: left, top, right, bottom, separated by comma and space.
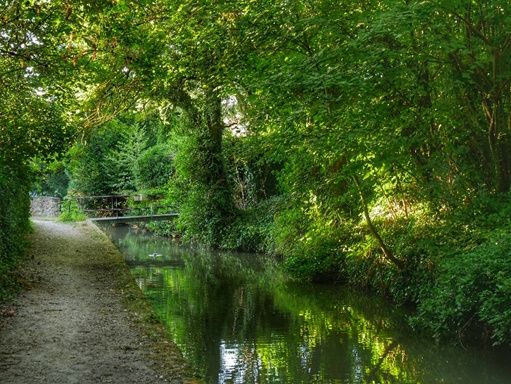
0, 220, 189, 384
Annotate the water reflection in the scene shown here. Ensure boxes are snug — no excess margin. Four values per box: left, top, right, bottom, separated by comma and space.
102, 225, 511, 384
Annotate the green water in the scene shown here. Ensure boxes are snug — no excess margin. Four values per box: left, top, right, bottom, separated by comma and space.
103, 225, 511, 384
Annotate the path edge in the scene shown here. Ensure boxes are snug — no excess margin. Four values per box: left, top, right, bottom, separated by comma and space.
85, 219, 200, 383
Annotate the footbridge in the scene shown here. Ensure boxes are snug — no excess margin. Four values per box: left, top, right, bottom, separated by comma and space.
66, 194, 178, 223
90, 213, 179, 223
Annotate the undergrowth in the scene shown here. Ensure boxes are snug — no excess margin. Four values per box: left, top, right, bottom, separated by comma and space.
0, 161, 31, 301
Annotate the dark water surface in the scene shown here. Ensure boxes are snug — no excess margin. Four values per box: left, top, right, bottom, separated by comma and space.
101, 225, 511, 384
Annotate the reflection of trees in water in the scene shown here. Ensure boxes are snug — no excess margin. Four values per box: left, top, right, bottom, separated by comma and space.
131, 249, 422, 383
126, 234, 511, 384
103, 226, 186, 264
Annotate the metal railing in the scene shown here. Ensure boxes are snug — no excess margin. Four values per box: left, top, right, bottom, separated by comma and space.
65, 194, 171, 218
75, 195, 130, 218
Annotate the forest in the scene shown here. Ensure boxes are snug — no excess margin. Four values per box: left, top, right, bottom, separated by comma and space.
1, 0, 511, 347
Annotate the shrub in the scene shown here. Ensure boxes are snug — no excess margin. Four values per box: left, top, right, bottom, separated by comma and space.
272, 206, 347, 282
59, 198, 87, 222
221, 197, 280, 253
413, 230, 511, 345
135, 144, 174, 190
175, 183, 233, 247
0, 161, 31, 300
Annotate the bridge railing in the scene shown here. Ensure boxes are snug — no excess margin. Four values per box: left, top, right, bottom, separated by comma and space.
74, 195, 130, 218
64, 194, 172, 218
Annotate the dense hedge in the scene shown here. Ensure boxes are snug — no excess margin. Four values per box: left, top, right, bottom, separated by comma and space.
0, 160, 31, 300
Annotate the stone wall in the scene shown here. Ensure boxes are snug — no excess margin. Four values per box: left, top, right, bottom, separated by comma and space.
31, 196, 61, 217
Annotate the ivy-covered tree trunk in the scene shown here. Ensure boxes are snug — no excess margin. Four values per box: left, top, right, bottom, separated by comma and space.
197, 91, 234, 246
172, 88, 234, 246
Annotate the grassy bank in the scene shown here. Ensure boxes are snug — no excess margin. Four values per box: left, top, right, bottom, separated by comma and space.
86, 221, 198, 382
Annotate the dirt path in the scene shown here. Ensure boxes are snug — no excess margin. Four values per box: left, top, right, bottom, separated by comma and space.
0, 220, 190, 384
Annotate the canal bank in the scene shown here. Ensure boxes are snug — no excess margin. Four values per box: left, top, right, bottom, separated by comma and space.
0, 219, 191, 384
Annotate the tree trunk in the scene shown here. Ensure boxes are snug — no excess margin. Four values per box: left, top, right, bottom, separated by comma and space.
487, 48, 511, 193
353, 175, 403, 268
170, 87, 234, 246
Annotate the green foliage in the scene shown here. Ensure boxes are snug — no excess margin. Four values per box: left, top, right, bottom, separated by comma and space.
106, 123, 148, 194
66, 122, 124, 196
0, 1, 82, 301
223, 134, 281, 208
30, 159, 70, 198
217, 133, 282, 253
4, 0, 511, 346
59, 198, 87, 222
0, 161, 31, 300
338, 216, 432, 300
272, 206, 348, 282
135, 144, 174, 191
220, 197, 280, 254
414, 230, 511, 345
169, 119, 234, 247
405, 195, 511, 346
173, 181, 233, 247
66, 116, 169, 196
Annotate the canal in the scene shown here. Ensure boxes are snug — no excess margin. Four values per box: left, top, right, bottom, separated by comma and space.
100, 224, 511, 384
